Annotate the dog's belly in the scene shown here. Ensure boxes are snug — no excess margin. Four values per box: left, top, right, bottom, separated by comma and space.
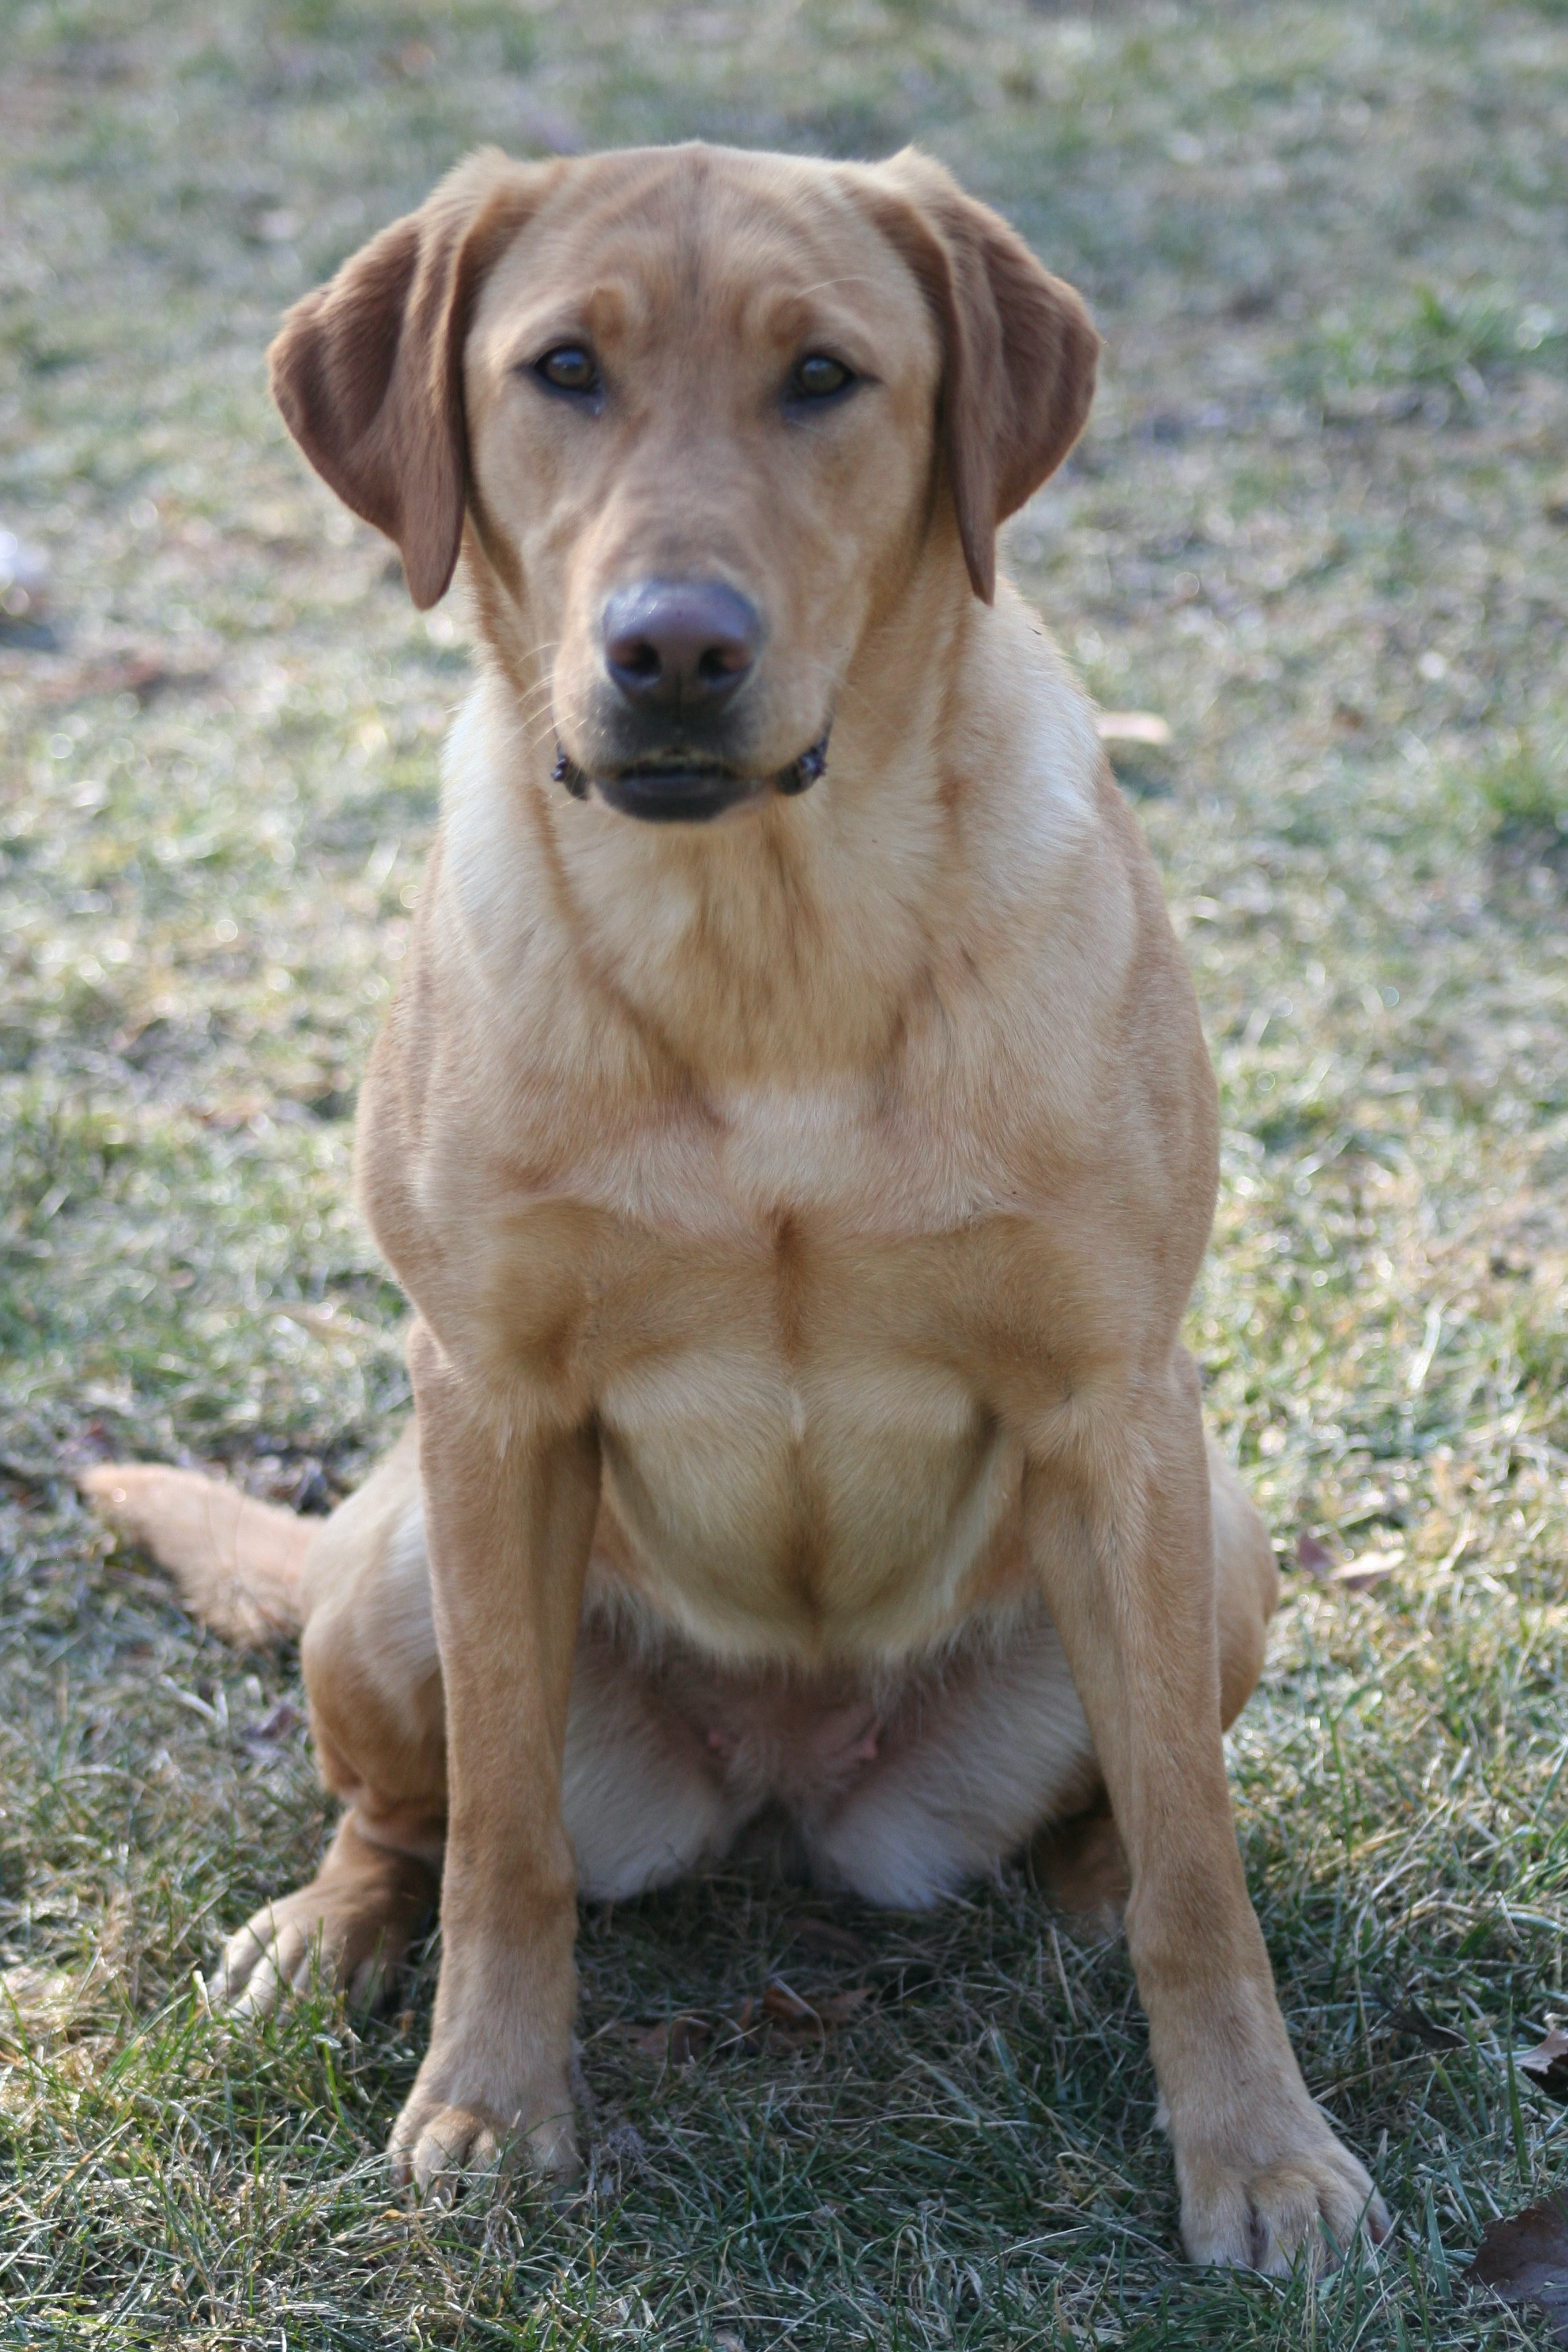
593, 1340, 1028, 1665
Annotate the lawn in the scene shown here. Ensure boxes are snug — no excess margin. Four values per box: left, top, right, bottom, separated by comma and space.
2, 0, 1567, 2344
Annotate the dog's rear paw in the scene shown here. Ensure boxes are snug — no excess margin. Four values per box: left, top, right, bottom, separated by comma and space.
216, 1831, 436, 2016
1032, 1799, 1130, 1934
389, 2079, 578, 2204
1179, 2123, 1389, 2274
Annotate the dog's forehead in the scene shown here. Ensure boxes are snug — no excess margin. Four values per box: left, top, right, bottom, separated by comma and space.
473, 146, 932, 362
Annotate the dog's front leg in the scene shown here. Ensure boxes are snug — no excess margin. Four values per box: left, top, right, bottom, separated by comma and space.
1024, 1348, 1387, 2274
389, 1320, 599, 2201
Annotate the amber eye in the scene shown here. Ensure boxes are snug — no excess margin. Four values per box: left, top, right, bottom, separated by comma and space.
789, 352, 854, 402
536, 344, 600, 395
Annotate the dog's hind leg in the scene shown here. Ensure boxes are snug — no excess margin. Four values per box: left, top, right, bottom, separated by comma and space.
1207, 1434, 1279, 1729
220, 1426, 448, 2013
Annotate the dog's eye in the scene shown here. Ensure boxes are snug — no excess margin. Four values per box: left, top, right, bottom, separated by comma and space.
535, 344, 600, 396
789, 353, 855, 403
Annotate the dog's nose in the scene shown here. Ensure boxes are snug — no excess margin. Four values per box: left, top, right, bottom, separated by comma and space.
602, 578, 762, 709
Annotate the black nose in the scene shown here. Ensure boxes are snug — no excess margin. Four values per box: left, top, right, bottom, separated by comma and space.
602, 578, 763, 710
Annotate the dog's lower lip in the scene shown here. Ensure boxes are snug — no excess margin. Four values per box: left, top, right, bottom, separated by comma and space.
595, 761, 755, 824
622, 760, 734, 786
551, 729, 830, 819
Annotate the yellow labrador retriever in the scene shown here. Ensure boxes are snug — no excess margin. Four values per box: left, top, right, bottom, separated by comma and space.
88, 142, 1387, 2271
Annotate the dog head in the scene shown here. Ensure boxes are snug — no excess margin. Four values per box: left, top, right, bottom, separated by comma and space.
270, 144, 1097, 823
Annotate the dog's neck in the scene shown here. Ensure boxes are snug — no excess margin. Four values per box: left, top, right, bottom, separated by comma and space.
444, 567, 1098, 1091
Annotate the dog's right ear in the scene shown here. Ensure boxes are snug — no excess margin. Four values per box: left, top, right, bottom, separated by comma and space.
268, 150, 560, 610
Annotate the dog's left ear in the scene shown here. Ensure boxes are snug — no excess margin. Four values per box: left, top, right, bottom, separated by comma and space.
860, 151, 1099, 603
268, 150, 561, 609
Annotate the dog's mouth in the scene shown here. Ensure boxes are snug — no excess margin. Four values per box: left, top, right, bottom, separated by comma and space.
553, 732, 830, 823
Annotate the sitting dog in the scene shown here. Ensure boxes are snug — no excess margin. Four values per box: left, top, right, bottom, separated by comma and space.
88, 140, 1387, 2271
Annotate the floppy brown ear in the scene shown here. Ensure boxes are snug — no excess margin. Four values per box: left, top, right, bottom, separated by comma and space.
861, 151, 1099, 603
268, 150, 561, 609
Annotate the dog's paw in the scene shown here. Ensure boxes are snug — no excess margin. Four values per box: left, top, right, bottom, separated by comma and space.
391, 2101, 508, 2204
389, 2075, 578, 2204
1178, 2119, 1389, 2274
216, 1844, 436, 2017
218, 1897, 361, 2016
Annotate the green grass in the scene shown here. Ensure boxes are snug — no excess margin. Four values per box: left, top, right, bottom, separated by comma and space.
1290, 283, 1566, 423
3, 0, 1568, 2343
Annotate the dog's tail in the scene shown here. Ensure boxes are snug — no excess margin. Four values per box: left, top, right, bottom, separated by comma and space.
80, 1463, 310, 1646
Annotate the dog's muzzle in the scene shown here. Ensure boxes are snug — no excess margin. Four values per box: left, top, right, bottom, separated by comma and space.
552, 730, 830, 823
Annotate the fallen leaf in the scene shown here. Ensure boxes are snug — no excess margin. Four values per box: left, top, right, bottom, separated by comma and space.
783, 1915, 872, 1963
1296, 1533, 1337, 1578
388, 37, 435, 76
1330, 1547, 1403, 1590
761, 1980, 817, 2025
190, 1096, 267, 1129
35, 646, 208, 706
630, 1980, 876, 2066
1467, 2191, 1568, 2341
273, 1303, 342, 1338
629, 2014, 710, 2066
1386, 2000, 1465, 2051
1097, 710, 1171, 747
1520, 2027, 1568, 2106
766, 1979, 876, 2044
240, 1697, 302, 1752
755, 1981, 830, 2046
811, 1987, 875, 2027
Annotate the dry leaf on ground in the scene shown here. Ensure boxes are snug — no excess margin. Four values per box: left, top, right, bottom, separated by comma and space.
1295, 1533, 1404, 1589
628, 2014, 712, 2066
1520, 2027, 1568, 2106
1330, 1548, 1403, 1590
627, 1980, 875, 2065
782, 1915, 872, 1963
1096, 710, 1171, 747
240, 1696, 303, 1752
1296, 1533, 1337, 1578
1385, 2001, 1465, 2051
1467, 2191, 1568, 2342
760, 1980, 874, 2036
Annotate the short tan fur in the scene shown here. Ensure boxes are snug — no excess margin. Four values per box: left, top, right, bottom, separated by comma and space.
86, 141, 1386, 2272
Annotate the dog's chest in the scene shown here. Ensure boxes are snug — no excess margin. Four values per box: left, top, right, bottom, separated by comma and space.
494, 1081, 1037, 1662
593, 1305, 1026, 1663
